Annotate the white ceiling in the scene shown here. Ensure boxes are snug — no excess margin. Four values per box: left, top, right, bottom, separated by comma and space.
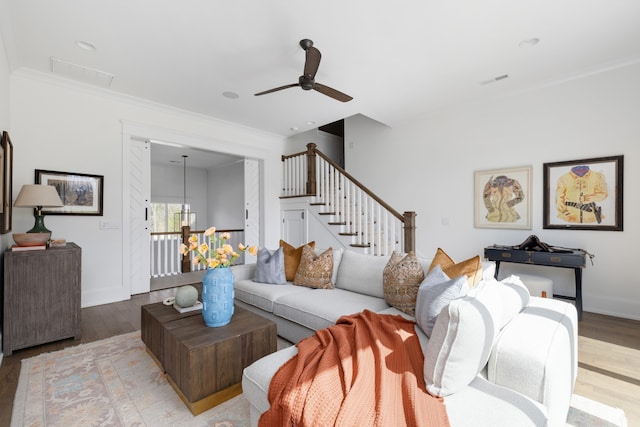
149, 142, 242, 169
1, 0, 640, 140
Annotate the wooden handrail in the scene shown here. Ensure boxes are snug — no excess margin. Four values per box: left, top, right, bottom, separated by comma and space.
313, 147, 404, 222
281, 143, 416, 253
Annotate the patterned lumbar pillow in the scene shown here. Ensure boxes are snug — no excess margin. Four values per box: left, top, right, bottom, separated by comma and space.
428, 248, 483, 287
253, 247, 287, 284
383, 251, 425, 316
293, 245, 334, 289
280, 240, 316, 282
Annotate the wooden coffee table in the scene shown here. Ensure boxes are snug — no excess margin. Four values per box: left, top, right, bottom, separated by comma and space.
141, 302, 276, 415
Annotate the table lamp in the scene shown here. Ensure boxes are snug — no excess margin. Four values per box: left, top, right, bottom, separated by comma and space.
14, 184, 64, 233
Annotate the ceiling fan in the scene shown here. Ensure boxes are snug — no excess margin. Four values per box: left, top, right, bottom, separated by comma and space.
254, 39, 353, 102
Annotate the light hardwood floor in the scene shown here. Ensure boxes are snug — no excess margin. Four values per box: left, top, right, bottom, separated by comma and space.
1, 291, 639, 427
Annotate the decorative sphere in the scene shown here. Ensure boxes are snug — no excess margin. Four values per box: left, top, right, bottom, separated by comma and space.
175, 285, 198, 308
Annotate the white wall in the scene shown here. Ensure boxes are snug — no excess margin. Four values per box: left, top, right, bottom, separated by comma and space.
207, 161, 244, 230
151, 163, 208, 230
0, 24, 10, 252
0, 21, 10, 363
344, 62, 640, 320
286, 128, 344, 166
10, 69, 285, 307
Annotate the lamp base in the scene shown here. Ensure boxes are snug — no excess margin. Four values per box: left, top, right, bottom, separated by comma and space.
27, 212, 52, 234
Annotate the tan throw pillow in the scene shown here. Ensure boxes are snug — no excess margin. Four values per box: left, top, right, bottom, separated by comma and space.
280, 240, 316, 282
293, 246, 334, 289
428, 248, 482, 287
428, 247, 455, 272
383, 251, 425, 316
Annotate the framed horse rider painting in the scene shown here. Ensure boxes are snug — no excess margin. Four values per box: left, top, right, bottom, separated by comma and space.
543, 155, 623, 231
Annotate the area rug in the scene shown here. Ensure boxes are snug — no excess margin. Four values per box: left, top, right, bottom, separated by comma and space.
12, 331, 628, 427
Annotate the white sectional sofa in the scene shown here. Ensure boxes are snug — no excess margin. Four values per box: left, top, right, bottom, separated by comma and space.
232, 248, 578, 427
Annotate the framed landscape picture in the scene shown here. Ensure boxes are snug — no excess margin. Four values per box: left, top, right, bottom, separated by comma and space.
35, 169, 104, 216
474, 165, 532, 229
543, 155, 623, 231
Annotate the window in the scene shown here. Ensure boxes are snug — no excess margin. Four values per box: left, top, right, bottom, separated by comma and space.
150, 202, 194, 232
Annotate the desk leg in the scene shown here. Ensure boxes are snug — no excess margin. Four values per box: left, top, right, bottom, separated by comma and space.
575, 268, 583, 321
494, 261, 501, 279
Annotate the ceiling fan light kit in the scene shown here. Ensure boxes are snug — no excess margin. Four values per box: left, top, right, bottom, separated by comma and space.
255, 39, 353, 102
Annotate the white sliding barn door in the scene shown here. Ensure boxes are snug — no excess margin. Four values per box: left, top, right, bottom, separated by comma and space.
129, 139, 151, 294
244, 159, 260, 263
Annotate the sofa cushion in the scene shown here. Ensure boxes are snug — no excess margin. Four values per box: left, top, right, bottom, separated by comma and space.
273, 288, 390, 331
428, 248, 483, 287
423, 278, 503, 397
234, 279, 312, 313
382, 251, 425, 316
293, 246, 334, 289
280, 240, 315, 281
415, 265, 469, 337
335, 250, 388, 298
496, 275, 530, 328
253, 247, 287, 284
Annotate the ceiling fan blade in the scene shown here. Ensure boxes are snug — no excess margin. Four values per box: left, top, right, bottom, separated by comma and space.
254, 83, 299, 96
303, 47, 321, 79
313, 83, 353, 102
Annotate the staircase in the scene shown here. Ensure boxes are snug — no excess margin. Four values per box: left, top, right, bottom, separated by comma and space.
282, 143, 416, 257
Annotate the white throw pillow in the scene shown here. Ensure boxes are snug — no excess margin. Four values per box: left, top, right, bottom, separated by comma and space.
423, 278, 503, 397
415, 265, 469, 337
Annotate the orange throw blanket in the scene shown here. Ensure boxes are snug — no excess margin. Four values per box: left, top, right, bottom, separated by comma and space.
259, 310, 450, 427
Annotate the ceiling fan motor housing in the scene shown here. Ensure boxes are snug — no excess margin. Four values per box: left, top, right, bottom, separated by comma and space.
299, 75, 315, 90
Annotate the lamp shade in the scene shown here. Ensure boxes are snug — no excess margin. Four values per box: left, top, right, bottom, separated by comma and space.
14, 184, 64, 208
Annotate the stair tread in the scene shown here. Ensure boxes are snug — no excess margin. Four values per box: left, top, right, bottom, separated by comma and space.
328, 222, 346, 225
350, 243, 371, 248
318, 212, 336, 215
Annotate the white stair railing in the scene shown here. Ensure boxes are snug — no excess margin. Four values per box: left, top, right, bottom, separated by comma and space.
282, 143, 416, 256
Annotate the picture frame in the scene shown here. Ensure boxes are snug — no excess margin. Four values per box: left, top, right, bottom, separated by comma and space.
35, 169, 104, 216
543, 155, 623, 231
1, 131, 13, 233
474, 165, 532, 229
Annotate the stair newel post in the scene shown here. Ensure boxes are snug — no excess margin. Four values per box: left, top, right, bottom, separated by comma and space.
306, 143, 317, 196
181, 225, 192, 273
403, 211, 416, 254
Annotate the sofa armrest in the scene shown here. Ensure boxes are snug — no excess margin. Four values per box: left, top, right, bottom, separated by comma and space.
231, 263, 256, 281
487, 297, 577, 426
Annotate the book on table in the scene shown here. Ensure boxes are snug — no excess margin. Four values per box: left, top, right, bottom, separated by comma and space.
173, 301, 203, 313
11, 245, 47, 251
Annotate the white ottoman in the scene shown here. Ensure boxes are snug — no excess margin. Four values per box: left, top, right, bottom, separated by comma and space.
512, 273, 553, 298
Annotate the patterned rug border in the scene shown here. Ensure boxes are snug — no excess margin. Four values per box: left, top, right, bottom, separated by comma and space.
12, 331, 628, 427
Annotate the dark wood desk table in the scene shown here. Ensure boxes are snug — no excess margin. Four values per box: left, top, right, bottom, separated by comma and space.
484, 246, 587, 320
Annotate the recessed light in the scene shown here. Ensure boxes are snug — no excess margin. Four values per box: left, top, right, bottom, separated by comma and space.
75, 40, 96, 51
518, 38, 540, 49
290, 127, 299, 131
222, 91, 239, 99
306, 121, 316, 126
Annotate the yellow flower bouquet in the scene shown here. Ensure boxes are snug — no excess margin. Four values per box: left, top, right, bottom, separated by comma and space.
180, 226, 257, 268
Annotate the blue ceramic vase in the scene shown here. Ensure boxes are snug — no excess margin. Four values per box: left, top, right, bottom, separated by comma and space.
201, 267, 235, 327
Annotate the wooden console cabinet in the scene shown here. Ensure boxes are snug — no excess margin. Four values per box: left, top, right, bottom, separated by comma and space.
3, 243, 82, 356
